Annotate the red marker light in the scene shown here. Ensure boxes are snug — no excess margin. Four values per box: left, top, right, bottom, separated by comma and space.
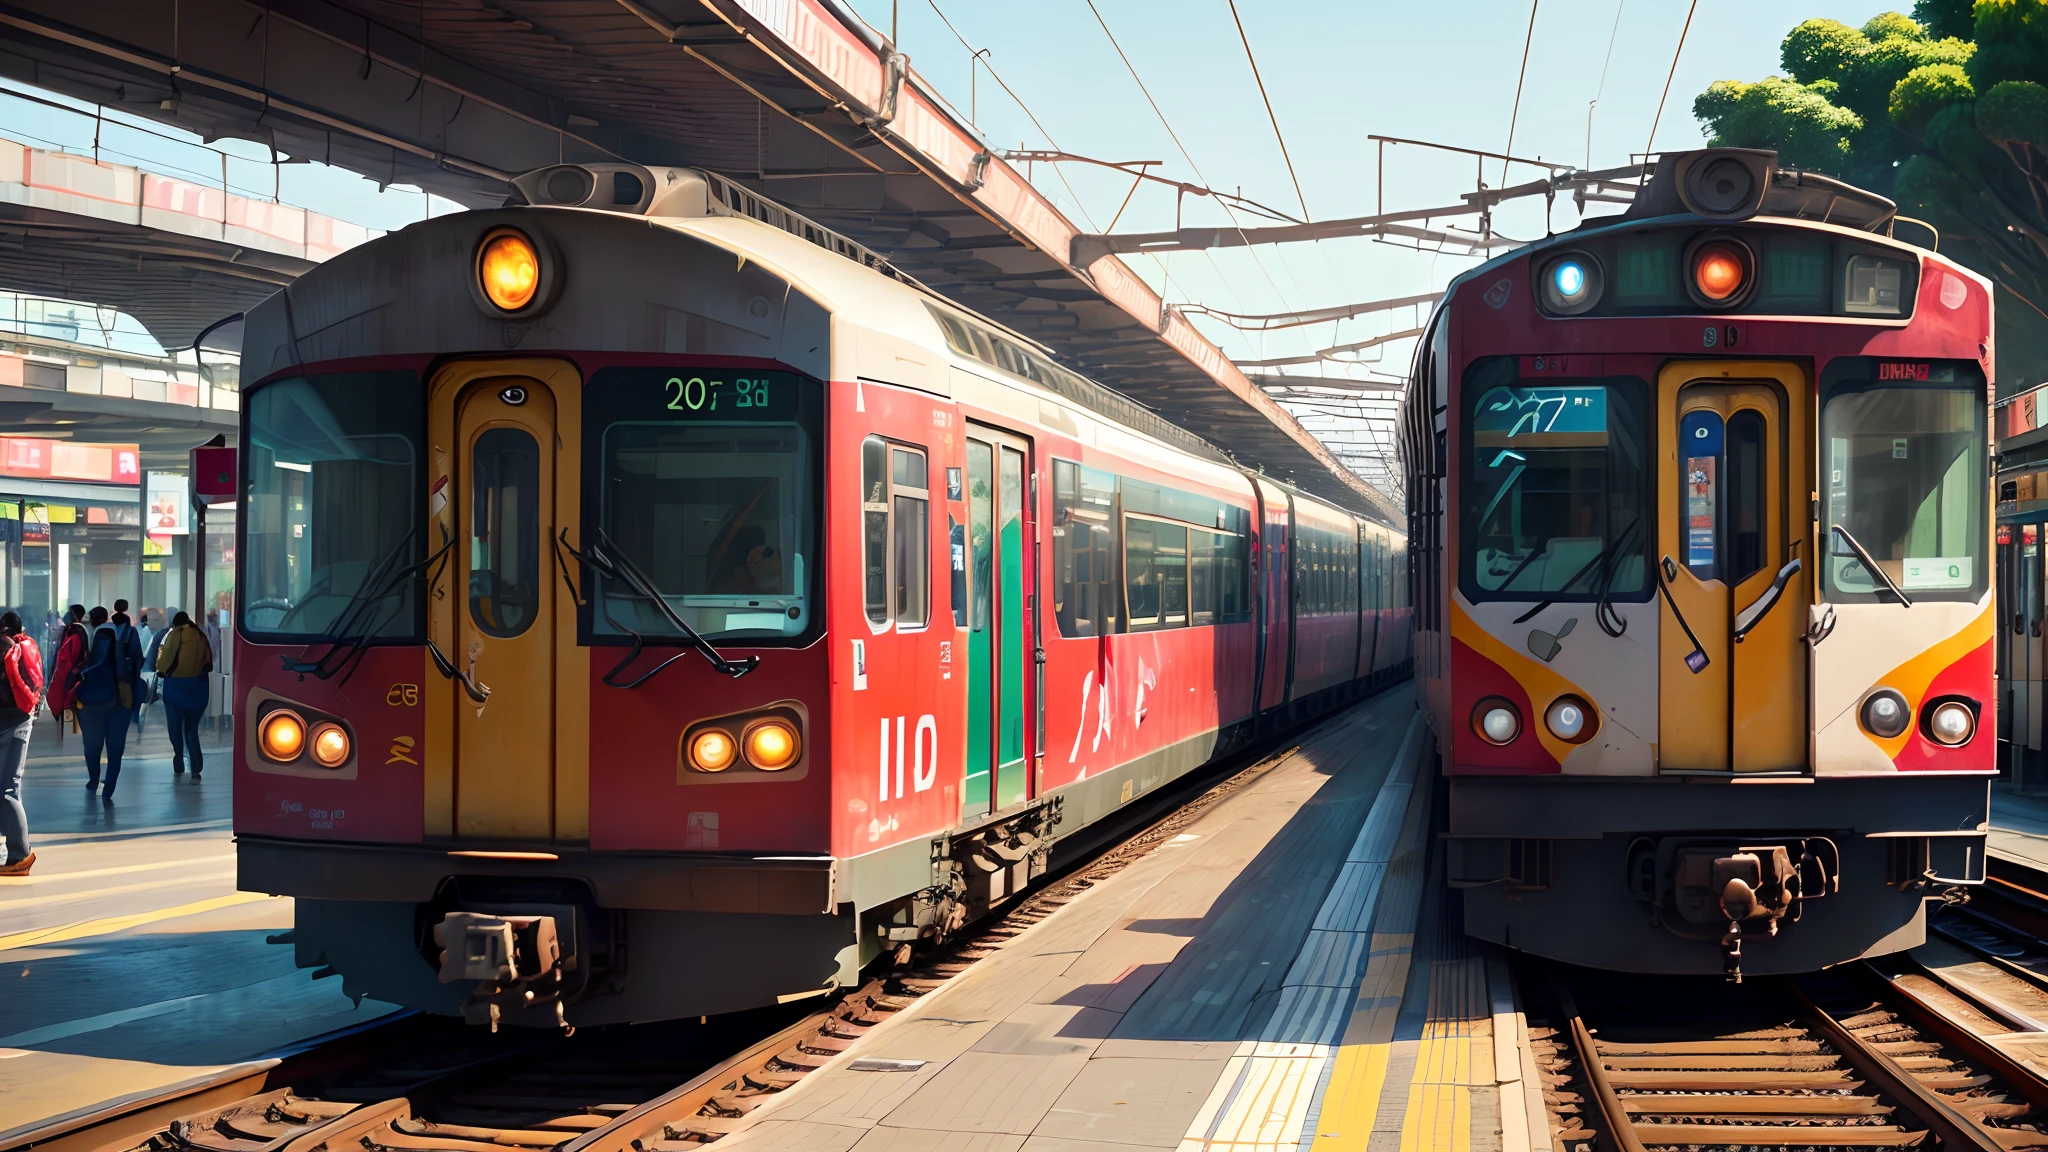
1693, 243, 1747, 302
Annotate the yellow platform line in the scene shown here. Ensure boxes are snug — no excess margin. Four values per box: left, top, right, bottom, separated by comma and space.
0, 868, 237, 911
1396, 956, 1490, 1152
0, 891, 273, 952
0, 851, 237, 885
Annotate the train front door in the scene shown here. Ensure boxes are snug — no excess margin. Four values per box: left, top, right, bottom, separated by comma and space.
964, 425, 1038, 816
427, 360, 585, 841
1657, 363, 1811, 773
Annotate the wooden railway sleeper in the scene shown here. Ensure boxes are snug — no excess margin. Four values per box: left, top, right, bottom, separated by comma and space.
1796, 984, 2014, 1152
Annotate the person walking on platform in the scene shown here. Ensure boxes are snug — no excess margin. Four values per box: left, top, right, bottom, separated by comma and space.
46, 605, 86, 741
73, 606, 142, 802
155, 611, 212, 779
0, 613, 43, 875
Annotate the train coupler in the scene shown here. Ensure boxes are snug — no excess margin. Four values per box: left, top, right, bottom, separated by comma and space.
433, 911, 574, 1032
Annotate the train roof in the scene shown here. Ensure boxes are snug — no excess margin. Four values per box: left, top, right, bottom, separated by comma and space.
1430, 147, 1976, 323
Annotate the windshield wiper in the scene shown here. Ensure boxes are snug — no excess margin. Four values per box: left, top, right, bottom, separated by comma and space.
1829, 525, 1913, 607
1510, 518, 1644, 634
559, 527, 760, 686
284, 528, 447, 684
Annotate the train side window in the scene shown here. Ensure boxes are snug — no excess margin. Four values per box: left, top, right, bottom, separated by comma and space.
862, 437, 890, 625
892, 447, 931, 627
1190, 530, 1216, 626
1052, 460, 1121, 637
1126, 517, 1162, 628
1125, 515, 1188, 631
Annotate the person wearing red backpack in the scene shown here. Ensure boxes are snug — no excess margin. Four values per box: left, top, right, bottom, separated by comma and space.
45, 604, 85, 725
1, 611, 45, 875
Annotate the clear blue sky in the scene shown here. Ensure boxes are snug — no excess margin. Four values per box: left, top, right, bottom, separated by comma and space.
0, 0, 1895, 379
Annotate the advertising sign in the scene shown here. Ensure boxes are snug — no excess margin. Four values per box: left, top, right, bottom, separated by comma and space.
146, 472, 189, 535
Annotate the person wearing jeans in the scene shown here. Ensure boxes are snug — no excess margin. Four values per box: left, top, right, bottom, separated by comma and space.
154, 611, 212, 778
0, 612, 41, 875
73, 606, 142, 801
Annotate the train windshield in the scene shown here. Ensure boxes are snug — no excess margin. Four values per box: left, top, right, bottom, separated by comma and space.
243, 372, 423, 641
1821, 365, 1986, 603
1461, 365, 1651, 601
585, 367, 822, 642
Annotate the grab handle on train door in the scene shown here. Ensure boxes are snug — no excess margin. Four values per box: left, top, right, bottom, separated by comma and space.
1655, 556, 1710, 674
1733, 558, 1802, 644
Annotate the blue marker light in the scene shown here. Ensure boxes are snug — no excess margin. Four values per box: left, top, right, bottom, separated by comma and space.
1553, 260, 1586, 298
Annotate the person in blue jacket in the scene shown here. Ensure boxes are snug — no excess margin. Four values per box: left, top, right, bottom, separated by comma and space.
73, 606, 144, 802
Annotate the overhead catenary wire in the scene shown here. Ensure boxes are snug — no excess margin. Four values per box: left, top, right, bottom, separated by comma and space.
1080, 0, 1303, 317
1226, 0, 1307, 223
1644, 0, 1702, 162
922, 0, 1210, 313
1587, 0, 1628, 167
1499, 0, 1541, 190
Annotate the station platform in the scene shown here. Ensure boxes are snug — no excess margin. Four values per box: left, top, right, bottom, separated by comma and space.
710, 688, 1544, 1152
0, 721, 398, 1141
1989, 788, 2048, 874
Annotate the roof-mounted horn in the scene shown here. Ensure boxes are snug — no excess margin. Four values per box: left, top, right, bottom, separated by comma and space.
510, 163, 720, 218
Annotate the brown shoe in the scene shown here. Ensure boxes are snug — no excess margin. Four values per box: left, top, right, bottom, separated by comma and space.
0, 851, 33, 875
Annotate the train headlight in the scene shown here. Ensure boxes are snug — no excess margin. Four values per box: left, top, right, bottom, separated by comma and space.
259, 709, 307, 762
1859, 689, 1911, 739
1544, 696, 1596, 743
1927, 700, 1976, 746
478, 229, 540, 312
308, 722, 351, 768
1539, 253, 1602, 315
1473, 698, 1521, 746
688, 728, 738, 772
743, 719, 801, 770
1687, 236, 1754, 308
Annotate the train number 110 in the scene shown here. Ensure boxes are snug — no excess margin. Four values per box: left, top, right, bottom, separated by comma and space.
665, 376, 771, 411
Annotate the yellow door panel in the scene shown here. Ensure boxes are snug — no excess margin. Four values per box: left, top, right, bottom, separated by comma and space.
423, 359, 584, 843
1656, 363, 1812, 774
456, 377, 557, 839
1658, 560, 1729, 770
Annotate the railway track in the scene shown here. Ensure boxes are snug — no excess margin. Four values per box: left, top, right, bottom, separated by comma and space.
1530, 963, 2048, 1150
9, 703, 1370, 1152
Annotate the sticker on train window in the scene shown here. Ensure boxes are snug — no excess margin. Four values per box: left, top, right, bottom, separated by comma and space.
1472, 386, 1609, 446
1902, 556, 1973, 589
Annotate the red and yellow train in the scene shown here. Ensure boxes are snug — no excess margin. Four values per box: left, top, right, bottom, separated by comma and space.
233, 165, 1410, 1026
1404, 148, 1994, 978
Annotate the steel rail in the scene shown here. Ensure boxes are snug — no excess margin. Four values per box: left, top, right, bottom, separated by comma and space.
1794, 982, 2004, 1152
1552, 967, 2043, 1152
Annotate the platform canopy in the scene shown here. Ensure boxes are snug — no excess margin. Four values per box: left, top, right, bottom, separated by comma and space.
0, 0, 1400, 520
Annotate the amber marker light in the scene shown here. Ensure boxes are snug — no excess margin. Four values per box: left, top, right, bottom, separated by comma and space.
309, 722, 351, 768
744, 719, 800, 770
1692, 242, 1748, 303
478, 230, 540, 311
260, 710, 307, 762
689, 728, 738, 772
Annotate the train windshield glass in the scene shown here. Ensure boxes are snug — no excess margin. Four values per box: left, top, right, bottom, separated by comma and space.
585, 367, 822, 642
1822, 365, 1986, 602
1461, 366, 1650, 601
243, 372, 423, 641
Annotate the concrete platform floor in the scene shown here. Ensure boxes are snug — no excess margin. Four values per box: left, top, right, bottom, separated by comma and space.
0, 721, 398, 1140
1991, 787, 2048, 874
708, 687, 1538, 1152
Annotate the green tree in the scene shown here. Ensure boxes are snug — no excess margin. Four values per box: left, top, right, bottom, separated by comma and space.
1696, 7, 2048, 388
